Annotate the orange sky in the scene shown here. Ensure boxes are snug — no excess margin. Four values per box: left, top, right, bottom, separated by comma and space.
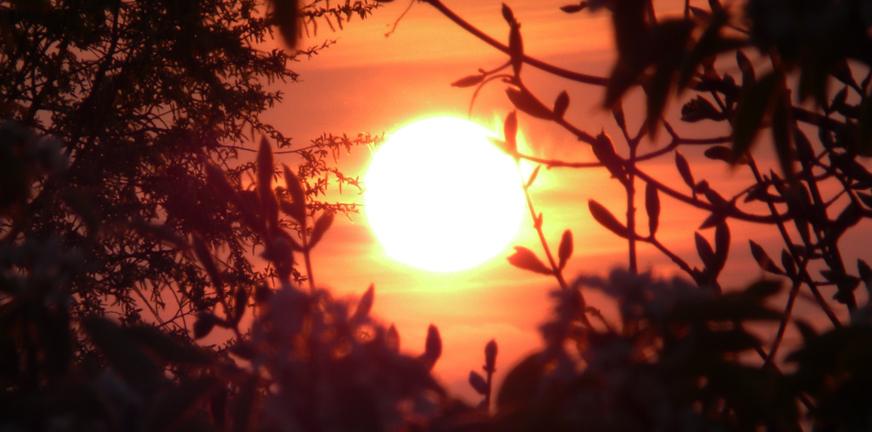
260, 0, 872, 402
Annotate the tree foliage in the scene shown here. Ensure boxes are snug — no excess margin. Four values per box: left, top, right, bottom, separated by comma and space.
4, 0, 872, 431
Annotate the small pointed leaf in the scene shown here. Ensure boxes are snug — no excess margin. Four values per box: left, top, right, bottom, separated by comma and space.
589, 200, 628, 238
558, 229, 573, 270
508, 246, 553, 275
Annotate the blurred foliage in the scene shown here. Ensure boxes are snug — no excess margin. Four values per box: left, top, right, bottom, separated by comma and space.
4, 0, 872, 432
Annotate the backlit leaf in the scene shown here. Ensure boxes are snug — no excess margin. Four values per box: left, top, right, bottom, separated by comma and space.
192, 234, 222, 291
589, 199, 628, 238
525, 164, 541, 188
281, 164, 306, 223
675, 151, 694, 189
592, 131, 628, 185
781, 249, 796, 277
736, 50, 754, 86
257, 137, 278, 228
501, 3, 515, 24
508, 246, 552, 275
553, 90, 569, 118
560, 3, 587, 13
307, 210, 334, 249
695, 232, 716, 271
558, 229, 573, 270
509, 23, 523, 75
506, 87, 553, 119
386, 324, 400, 352
485, 339, 498, 372
451, 74, 484, 88
352, 284, 374, 323
233, 287, 248, 326
733, 72, 779, 162
421, 324, 442, 370
469, 371, 488, 395
271, 0, 299, 48
714, 221, 730, 274
504, 111, 518, 155
749, 240, 784, 275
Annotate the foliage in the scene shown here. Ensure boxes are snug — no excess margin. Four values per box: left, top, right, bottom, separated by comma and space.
4, 0, 872, 431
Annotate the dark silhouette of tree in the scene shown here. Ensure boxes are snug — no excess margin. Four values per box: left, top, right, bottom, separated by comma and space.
0, 0, 378, 335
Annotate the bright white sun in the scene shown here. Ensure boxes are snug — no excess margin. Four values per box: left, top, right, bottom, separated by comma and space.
364, 117, 525, 272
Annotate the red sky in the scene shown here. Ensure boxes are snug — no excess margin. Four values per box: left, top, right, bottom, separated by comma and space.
259, 0, 871, 402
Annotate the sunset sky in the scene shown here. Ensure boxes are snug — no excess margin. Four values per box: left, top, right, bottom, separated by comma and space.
258, 0, 871, 401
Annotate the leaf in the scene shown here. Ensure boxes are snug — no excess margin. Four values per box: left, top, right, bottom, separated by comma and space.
508, 246, 553, 275
681, 96, 721, 122
451, 74, 484, 88
506, 87, 553, 119
749, 240, 784, 275
192, 234, 222, 291
469, 371, 489, 395
306, 210, 333, 249
83, 317, 161, 386
484, 339, 498, 372
147, 376, 220, 432
352, 284, 375, 323
501, 3, 515, 24
732, 72, 779, 162
713, 221, 730, 274
496, 353, 542, 410
645, 182, 660, 236
558, 229, 573, 270
504, 111, 518, 155
703, 145, 734, 164
736, 50, 755, 86
771, 94, 795, 182
612, 100, 626, 130
386, 324, 400, 352
560, 2, 587, 13
193, 312, 222, 340
695, 232, 716, 271
525, 165, 541, 188
420, 324, 442, 370
281, 164, 306, 223
553, 91, 569, 118
592, 131, 628, 185
588, 199, 628, 238
674, 151, 695, 190
271, 0, 299, 48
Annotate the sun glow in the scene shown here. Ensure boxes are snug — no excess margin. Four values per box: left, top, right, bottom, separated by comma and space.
364, 117, 526, 272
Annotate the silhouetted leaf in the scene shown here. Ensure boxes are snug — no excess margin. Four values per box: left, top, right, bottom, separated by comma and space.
714, 221, 730, 274
228, 341, 256, 360
689, 6, 711, 19
675, 151, 694, 189
504, 111, 518, 155
501, 3, 515, 24
695, 232, 716, 271
469, 371, 488, 395
496, 353, 542, 410
485, 339, 498, 372
771, 94, 795, 181
645, 182, 660, 236
451, 74, 484, 88
83, 317, 161, 386
733, 72, 779, 162
560, 2, 587, 13
612, 100, 626, 130
420, 324, 442, 370
859, 192, 872, 210
704, 145, 740, 164
525, 164, 541, 188
859, 96, 872, 155
558, 229, 573, 270
307, 210, 333, 249
506, 87, 553, 119
193, 312, 223, 340
508, 246, 552, 275
352, 284, 374, 323
281, 163, 306, 223
592, 131, 627, 185
681, 96, 721, 122
589, 199, 628, 238
271, 0, 299, 48
749, 240, 784, 275
553, 90, 569, 118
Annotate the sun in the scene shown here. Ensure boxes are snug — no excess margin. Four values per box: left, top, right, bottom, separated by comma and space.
364, 117, 526, 272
